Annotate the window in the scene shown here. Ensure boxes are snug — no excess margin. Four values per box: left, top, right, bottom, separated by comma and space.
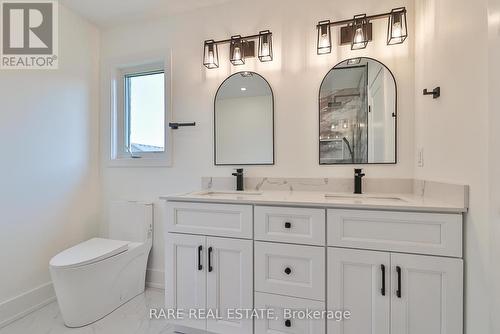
110, 61, 171, 166
125, 71, 165, 154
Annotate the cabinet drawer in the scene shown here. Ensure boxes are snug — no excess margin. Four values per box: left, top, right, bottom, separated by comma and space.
166, 201, 253, 239
255, 206, 326, 246
255, 242, 325, 300
327, 209, 462, 257
255, 292, 325, 334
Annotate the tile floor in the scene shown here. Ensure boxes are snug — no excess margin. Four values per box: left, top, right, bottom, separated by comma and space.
0, 289, 191, 334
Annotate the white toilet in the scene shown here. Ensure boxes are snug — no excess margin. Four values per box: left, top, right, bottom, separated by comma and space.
49, 201, 153, 328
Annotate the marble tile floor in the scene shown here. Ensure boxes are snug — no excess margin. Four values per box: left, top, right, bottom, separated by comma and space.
0, 289, 200, 334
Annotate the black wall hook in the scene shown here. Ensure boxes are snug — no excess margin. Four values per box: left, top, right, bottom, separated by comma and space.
169, 122, 196, 129
423, 87, 440, 99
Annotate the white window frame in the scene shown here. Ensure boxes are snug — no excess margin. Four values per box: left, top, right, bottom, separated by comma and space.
108, 55, 172, 167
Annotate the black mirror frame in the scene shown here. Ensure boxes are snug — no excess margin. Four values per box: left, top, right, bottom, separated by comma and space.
214, 71, 275, 166
318, 57, 398, 165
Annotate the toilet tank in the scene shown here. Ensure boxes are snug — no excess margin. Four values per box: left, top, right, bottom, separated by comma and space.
109, 201, 153, 242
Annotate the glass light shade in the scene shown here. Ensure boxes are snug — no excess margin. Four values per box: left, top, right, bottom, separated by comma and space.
230, 35, 245, 66
317, 20, 332, 55
203, 40, 219, 69
351, 14, 369, 50
258, 30, 273, 62
387, 7, 408, 45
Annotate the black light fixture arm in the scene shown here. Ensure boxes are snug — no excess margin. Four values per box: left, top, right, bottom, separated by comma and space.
317, 8, 406, 27
210, 33, 266, 46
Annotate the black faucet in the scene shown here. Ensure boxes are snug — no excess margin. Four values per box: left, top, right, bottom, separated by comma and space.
354, 168, 365, 194
232, 168, 244, 191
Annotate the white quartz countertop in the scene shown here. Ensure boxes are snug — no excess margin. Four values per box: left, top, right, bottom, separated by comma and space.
161, 190, 467, 213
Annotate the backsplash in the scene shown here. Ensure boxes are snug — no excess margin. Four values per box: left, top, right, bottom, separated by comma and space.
201, 177, 469, 210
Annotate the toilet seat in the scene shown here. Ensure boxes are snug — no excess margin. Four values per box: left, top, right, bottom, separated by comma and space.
49, 238, 130, 269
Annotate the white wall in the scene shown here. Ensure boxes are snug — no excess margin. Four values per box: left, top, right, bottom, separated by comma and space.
99, 0, 415, 287
414, 0, 490, 333
0, 4, 100, 325
488, 0, 500, 332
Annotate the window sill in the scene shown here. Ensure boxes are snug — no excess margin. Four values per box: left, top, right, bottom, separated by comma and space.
107, 157, 172, 168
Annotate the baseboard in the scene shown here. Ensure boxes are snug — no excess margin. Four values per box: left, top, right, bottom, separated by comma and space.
146, 268, 165, 290
0, 282, 56, 329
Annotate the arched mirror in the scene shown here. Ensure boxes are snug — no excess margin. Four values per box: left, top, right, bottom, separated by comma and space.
319, 57, 397, 164
214, 71, 274, 165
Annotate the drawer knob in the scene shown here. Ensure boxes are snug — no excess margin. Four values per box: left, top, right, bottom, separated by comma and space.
285, 319, 292, 327
284, 267, 292, 275
284, 222, 292, 229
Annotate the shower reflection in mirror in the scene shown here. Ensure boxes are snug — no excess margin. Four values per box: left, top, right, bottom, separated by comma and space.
319, 57, 397, 164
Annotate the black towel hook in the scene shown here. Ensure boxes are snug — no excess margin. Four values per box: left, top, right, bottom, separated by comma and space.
423, 87, 440, 99
169, 122, 196, 130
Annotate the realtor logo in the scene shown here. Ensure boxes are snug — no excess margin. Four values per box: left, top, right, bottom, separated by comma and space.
1, 0, 58, 69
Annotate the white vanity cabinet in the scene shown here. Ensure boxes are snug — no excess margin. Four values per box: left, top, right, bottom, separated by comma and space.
165, 202, 254, 334
327, 209, 463, 334
165, 198, 464, 334
327, 248, 463, 334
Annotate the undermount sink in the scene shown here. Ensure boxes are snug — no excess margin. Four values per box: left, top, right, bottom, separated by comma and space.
325, 194, 406, 202
194, 190, 263, 196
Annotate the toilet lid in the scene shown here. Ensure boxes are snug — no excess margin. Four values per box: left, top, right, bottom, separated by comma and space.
49, 238, 129, 269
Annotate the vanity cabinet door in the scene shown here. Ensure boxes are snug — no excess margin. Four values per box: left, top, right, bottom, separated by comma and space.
165, 234, 207, 330
206, 237, 253, 334
327, 248, 390, 334
390, 253, 463, 334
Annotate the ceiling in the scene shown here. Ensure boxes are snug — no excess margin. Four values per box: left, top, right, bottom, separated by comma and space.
60, 0, 237, 28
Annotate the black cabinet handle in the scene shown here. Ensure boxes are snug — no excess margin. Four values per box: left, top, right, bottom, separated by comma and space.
396, 266, 402, 298
208, 247, 213, 273
285, 319, 292, 327
198, 246, 203, 271
284, 222, 292, 229
284, 267, 292, 275
381, 264, 386, 296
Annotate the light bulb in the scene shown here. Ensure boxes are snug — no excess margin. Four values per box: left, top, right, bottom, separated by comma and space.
354, 28, 364, 44
233, 47, 241, 61
208, 50, 214, 64
320, 33, 329, 48
261, 42, 270, 56
392, 21, 402, 38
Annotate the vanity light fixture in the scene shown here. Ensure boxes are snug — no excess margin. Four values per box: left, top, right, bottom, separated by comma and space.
258, 30, 273, 62
203, 40, 219, 69
203, 31, 273, 69
351, 14, 369, 50
316, 7, 408, 54
230, 35, 245, 65
387, 7, 408, 45
317, 20, 332, 55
